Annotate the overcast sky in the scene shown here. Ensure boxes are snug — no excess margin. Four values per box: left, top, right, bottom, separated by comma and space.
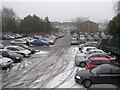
2, 0, 116, 23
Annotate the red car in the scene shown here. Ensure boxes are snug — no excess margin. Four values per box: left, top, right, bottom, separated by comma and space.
86, 57, 111, 70
115, 60, 120, 66
0, 50, 23, 63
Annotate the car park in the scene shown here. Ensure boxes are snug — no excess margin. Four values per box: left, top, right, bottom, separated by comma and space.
75, 64, 120, 88
0, 49, 23, 63
0, 55, 13, 69
5, 45, 31, 58
86, 57, 111, 70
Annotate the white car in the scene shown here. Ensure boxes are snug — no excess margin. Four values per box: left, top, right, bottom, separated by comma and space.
22, 37, 36, 43
71, 38, 78, 45
0, 55, 13, 69
5, 45, 31, 57
80, 46, 97, 54
11, 39, 27, 45
79, 41, 98, 50
86, 49, 105, 55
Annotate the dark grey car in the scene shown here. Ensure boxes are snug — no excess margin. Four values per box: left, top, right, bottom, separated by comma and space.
75, 64, 120, 88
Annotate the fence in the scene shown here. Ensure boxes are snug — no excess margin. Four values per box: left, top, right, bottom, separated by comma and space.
101, 38, 120, 55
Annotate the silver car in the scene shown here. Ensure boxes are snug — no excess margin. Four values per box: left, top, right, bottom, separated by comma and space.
0, 55, 13, 69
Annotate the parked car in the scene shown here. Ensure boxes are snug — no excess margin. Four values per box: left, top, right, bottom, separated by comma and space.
75, 64, 120, 88
0, 44, 5, 49
71, 38, 78, 45
75, 55, 88, 67
5, 45, 31, 58
0, 49, 23, 63
22, 37, 36, 43
0, 55, 13, 69
86, 49, 105, 55
15, 34, 22, 39
78, 35, 86, 44
79, 41, 98, 50
87, 53, 117, 63
11, 39, 27, 45
41, 38, 54, 45
80, 46, 97, 54
93, 35, 99, 41
17, 44, 36, 54
4, 35, 14, 40
75, 51, 116, 68
87, 35, 94, 41
31, 40, 49, 46
86, 57, 111, 70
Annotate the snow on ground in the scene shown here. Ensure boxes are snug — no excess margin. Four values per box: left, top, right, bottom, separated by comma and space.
45, 46, 84, 88
35, 51, 48, 55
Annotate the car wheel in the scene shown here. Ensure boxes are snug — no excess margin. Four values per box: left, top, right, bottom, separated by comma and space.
11, 43, 15, 45
80, 62, 86, 67
46, 44, 49, 47
83, 79, 92, 88
20, 53, 25, 57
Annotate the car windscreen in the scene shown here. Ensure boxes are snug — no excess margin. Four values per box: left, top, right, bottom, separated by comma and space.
90, 61, 101, 65
91, 65, 101, 74
17, 46, 25, 50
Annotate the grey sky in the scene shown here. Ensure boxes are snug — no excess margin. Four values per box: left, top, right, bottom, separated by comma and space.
2, 1, 115, 22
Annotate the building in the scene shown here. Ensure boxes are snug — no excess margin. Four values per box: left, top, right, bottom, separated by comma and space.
79, 20, 99, 33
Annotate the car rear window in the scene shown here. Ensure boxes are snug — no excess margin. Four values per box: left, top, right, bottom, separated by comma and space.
101, 60, 110, 64
90, 61, 101, 65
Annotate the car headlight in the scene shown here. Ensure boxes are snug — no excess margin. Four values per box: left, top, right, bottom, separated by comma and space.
76, 76, 81, 79
16, 57, 19, 59
2, 62, 6, 65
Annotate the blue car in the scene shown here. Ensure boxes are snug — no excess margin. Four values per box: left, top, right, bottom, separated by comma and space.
31, 40, 49, 46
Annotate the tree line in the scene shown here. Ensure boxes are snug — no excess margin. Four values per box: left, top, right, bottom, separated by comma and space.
107, 0, 120, 38
2, 7, 55, 33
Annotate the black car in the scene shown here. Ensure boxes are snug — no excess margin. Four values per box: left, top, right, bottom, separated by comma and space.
75, 64, 120, 88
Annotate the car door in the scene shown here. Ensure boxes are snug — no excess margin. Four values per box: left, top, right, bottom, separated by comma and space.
110, 67, 120, 85
98, 67, 120, 85
96, 68, 112, 84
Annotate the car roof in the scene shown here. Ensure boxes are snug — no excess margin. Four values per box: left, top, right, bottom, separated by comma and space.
88, 49, 103, 52
99, 64, 120, 69
90, 57, 110, 61
89, 52, 106, 56
6, 45, 20, 48
83, 46, 97, 49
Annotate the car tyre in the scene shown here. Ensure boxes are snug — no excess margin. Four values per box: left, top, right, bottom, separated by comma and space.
80, 62, 86, 67
83, 79, 92, 88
